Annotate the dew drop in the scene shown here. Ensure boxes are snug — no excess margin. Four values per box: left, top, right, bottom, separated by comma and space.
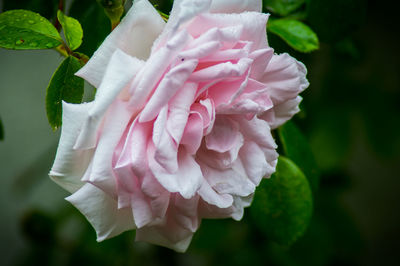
23, 14, 27, 17
45, 43, 54, 48
39, 18, 44, 22
28, 20, 34, 24
16, 39, 24, 45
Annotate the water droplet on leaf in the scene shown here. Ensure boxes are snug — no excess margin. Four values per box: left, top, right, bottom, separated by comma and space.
45, 43, 54, 48
16, 39, 24, 45
28, 20, 34, 24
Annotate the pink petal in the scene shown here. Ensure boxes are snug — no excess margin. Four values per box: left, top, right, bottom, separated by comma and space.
166, 82, 198, 144
139, 60, 198, 122
239, 141, 277, 185
81, 100, 132, 199
180, 112, 203, 154
129, 30, 191, 110
148, 144, 203, 199
197, 178, 233, 208
261, 53, 309, 105
152, 106, 178, 173
205, 117, 240, 153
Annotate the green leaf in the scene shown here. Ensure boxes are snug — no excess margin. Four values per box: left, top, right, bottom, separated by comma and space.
96, 0, 126, 28
268, 19, 319, 53
0, 9, 63, 50
278, 121, 320, 192
0, 117, 4, 141
46, 56, 84, 130
250, 156, 313, 245
57, 10, 83, 51
264, 0, 305, 16
69, 0, 110, 56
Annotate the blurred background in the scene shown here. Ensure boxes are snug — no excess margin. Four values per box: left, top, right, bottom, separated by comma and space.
0, 0, 399, 265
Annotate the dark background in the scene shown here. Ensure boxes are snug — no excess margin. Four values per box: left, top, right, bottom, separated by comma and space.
0, 0, 399, 265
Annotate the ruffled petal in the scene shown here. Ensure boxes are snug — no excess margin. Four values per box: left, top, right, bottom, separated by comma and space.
148, 143, 203, 199
82, 100, 132, 199
261, 53, 309, 105
49, 102, 94, 193
66, 183, 135, 241
135, 194, 200, 253
74, 50, 144, 150
76, 0, 165, 87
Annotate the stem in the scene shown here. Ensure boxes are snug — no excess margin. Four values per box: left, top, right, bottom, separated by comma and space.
111, 20, 120, 31
55, 45, 68, 57
54, 0, 65, 31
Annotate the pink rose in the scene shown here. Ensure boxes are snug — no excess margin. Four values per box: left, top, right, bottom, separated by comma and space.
50, 0, 308, 252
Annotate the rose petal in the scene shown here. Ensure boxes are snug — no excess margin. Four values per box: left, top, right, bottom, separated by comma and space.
74, 50, 144, 150
148, 144, 203, 199
261, 53, 309, 105
139, 60, 198, 122
81, 100, 132, 198
205, 117, 241, 153
49, 102, 94, 193
210, 0, 262, 13
76, 0, 165, 87
180, 112, 203, 154
239, 141, 277, 185
266, 95, 303, 129
66, 183, 135, 241
197, 177, 233, 208
166, 82, 198, 144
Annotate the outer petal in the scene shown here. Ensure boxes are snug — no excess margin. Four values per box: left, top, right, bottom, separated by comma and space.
135, 194, 200, 253
210, 0, 262, 13
74, 49, 143, 150
66, 183, 136, 241
268, 96, 303, 129
76, 0, 165, 87
49, 102, 94, 193
261, 53, 309, 105
82, 100, 133, 199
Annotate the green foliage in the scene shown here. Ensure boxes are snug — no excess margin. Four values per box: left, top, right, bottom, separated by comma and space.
309, 107, 351, 172
69, 0, 110, 56
0, 10, 62, 50
307, 0, 367, 42
0, 117, 4, 141
278, 121, 320, 192
57, 10, 83, 51
3, 0, 58, 19
268, 19, 319, 53
250, 156, 313, 245
46, 56, 84, 130
96, 0, 126, 25
264, 0, 305, 16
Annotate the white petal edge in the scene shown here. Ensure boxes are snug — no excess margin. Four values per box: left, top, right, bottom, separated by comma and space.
66, 183, 136, 241
49, 102, 94, 193
76, 0, 165, 87
74, 49, 144, 150
210, 0, 262, 13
